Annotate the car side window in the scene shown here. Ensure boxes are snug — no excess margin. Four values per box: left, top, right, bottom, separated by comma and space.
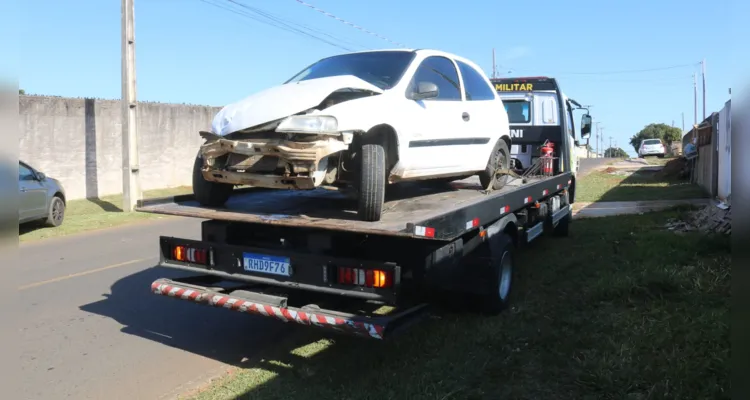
19, 163, 35, 181
409, 56, 462, 100
455, 61, 495, 101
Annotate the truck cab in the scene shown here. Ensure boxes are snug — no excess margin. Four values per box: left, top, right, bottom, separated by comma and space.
490, 76, 591, 200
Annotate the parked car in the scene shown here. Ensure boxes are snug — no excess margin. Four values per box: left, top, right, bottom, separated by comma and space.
18, 161, 66, 227
194, 49, 512, 221
638, 138, 666, 158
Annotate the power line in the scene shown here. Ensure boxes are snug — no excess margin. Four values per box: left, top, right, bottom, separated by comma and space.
292, 0, 406, 48
199, 0, 360, 52
520, 62, 700, 76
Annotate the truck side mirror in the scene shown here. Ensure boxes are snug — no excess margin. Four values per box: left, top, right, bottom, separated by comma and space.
580, 114, 592, 139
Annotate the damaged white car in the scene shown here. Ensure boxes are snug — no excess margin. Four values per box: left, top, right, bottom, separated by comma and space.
194, 49, 512, 222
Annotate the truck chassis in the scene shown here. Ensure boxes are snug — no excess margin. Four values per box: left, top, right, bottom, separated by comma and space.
138, 171, 574, 340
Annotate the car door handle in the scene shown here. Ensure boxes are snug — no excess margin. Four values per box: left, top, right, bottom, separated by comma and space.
462, 112, 470, 121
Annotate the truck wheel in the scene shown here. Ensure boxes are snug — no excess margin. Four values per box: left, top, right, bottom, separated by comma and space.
478, 139, 511, 191
357, 143, 386, 222
192, 153, 233, 207
480, 233, 516, 315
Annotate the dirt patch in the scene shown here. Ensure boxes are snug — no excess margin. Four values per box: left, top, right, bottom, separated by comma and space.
604, 166, 617, 173
665, 203, 731, 234
656, 157, 688, 180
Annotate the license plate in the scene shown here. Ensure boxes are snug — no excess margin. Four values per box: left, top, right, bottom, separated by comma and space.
242, 252, 292, 277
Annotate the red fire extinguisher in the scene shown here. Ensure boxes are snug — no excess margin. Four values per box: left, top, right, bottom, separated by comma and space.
541, 141, 554, 175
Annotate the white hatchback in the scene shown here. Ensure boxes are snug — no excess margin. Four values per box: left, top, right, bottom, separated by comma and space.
195, 49, 513, 221
638, 138, 666, 158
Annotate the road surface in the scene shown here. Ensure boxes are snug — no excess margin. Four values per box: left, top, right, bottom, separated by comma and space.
578, 157, 614, 177
17, 217, 293, 400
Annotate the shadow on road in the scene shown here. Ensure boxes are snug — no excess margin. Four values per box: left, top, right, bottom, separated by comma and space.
79, 266, 295, 367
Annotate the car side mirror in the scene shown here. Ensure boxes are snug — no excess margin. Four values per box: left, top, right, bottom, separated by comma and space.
580, 114, 592, 139
409, 81, 439, 101
36, 172, 46, 181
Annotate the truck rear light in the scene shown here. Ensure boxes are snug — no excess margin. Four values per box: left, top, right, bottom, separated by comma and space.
171, 245, 208, 264
336, 267, 392, 288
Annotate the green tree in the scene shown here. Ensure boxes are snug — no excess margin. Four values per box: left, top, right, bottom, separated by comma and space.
19, 89, 25, 95
604, 147, 628, 158
629, 123, 682, 153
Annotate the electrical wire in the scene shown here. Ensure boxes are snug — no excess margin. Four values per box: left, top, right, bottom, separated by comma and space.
530, 62, 701, 76
198, 0, 362, 52
292, 0, 406, 48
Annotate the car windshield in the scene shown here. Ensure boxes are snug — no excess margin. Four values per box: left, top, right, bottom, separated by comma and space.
284, 51, 416, 90
643, 139, 662, 145
503, 100, 531, 123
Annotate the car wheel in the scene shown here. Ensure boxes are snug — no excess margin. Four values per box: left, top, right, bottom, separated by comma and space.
478, 138, 511, 191
357, 143, 386, 222
45, 195, 65, 227
192, 152, 234, 207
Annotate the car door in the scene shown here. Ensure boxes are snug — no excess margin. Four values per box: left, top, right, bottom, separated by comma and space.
399, 55, 467, 173
19, 162, 48, 222
454, 60, 503, 171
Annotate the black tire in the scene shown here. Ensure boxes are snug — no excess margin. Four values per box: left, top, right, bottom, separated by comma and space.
553, 211, 571, 237
478, 138, 511, 191
357, 143, 386, 221
44, 195, 65, 227
477, 233, 516, 315
192, 153, 233, 207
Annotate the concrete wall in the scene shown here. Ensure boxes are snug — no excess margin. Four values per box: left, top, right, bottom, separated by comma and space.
19, 95, 222, 200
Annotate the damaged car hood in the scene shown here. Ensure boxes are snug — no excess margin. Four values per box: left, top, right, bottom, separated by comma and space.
211, 75, 384, 136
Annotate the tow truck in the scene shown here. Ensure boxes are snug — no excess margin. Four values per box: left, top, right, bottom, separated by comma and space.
137, 77, 593, 340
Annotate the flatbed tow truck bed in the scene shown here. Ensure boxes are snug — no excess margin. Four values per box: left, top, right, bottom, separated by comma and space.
138, 172, 575, 339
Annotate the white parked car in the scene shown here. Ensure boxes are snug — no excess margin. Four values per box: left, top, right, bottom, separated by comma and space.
638, 138, 666, 158
195, 49, 512, 221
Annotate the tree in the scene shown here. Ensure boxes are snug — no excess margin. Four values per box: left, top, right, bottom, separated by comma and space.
629, 123, 682, 154
604, 147, 628, 158
19, 89, 25, 95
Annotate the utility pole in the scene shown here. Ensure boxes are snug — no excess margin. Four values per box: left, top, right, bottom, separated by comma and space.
682, 112, 685, 132
492, 48, 496, 79
693, 73, 698, 125
702, 60, 708, 119
609, 136, 613, 158
121, 0, 141, 212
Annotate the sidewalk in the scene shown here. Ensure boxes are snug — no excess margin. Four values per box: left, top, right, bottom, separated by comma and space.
572, 198, 710, 219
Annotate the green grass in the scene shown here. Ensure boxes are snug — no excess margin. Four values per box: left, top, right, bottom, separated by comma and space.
19, 186, 193, 242
577, 169, 707, 202
186, 210, 730, 400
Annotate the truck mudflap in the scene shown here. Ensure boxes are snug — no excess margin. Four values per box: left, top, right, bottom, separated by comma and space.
150, 278, 427, 340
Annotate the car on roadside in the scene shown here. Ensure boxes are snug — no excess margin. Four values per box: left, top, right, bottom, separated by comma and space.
19, 160, 67, 227
638, 138, 666, 158
193, 48, 513, 221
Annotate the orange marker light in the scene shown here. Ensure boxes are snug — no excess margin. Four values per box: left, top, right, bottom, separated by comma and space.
173, 245, 185, 261
373, 270, 388, 288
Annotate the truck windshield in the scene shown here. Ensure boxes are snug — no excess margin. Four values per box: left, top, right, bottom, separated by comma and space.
504, 100, 531, 123
284, 51, 416, 90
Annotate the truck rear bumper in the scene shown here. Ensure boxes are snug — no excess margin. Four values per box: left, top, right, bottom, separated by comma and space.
151, 277, 427, 340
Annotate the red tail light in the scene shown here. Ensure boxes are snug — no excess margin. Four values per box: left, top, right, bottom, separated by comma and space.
336, 267, 392, 289
171, 245, 208, 264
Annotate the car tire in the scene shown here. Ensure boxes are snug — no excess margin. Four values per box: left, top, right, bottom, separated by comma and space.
357, 143, 386, 222
478, 138, 511, 191
44, 195, 65, 227
192, 152, 234, 207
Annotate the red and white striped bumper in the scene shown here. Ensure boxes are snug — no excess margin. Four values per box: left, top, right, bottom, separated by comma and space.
151, 279, 387, 339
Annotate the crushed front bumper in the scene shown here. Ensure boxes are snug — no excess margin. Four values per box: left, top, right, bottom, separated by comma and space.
199, 134, 348, 189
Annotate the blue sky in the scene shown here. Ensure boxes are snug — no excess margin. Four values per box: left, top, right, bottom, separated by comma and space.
19, 0, 740, 156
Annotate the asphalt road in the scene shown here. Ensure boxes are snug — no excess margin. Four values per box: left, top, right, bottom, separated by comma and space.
17, 217, 293, 400
578, 157, 613, 177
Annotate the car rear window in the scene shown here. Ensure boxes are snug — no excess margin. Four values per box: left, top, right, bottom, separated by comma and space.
643, 139, 662, 145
